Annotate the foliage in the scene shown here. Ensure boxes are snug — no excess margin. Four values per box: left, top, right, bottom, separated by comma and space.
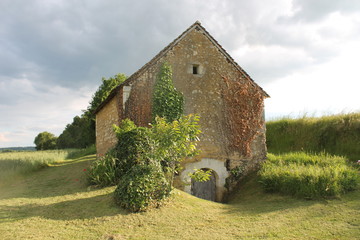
219, 74, 265, 156
34, 131, 57, 150
86, 73, 127, 116
114, 164, 171, 212
266, 112, 360, 161
152, 62, 184, 122
259, 152, 360, 199
88, 115, 201, 212
87, 149, 118, 187
188, 168, 213, 182
150, 115, 201, 184
57, 115, 95, 149
57, 74, 126, 149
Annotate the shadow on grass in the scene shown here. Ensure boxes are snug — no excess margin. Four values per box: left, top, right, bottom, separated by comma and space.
0, 192, 129, 222
0, 155, 98, 200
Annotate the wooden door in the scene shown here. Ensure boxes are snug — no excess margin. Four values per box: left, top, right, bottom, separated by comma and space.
191, 170, 216, 201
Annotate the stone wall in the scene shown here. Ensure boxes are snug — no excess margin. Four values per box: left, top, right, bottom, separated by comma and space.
95, 25, 267, 201
96, 92, 121, 156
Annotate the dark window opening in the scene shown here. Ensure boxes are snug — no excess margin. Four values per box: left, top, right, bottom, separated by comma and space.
193, 65, 199, 74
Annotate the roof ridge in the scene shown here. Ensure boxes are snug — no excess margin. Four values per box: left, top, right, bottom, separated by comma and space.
94, 21, 269, 114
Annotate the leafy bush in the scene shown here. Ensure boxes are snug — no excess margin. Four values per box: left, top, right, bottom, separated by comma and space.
259, 152, 359, 199
86, 149, 118, 187
88, 115, 201, 212
114, 164, 171, 212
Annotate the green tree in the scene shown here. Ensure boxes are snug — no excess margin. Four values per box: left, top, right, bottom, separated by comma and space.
57, 115, 94, 149
86, 73, 127, 116
57, 74, 127, 149
34, 132, 57, 150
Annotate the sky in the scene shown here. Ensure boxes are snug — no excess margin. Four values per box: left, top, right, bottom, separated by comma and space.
1, 0, 359, 147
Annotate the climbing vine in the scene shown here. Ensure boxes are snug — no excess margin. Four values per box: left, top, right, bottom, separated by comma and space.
152, 62, 184, 122
220, 74, 265, 157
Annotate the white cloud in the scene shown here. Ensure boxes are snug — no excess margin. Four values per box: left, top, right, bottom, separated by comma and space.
264, 40, 360, 119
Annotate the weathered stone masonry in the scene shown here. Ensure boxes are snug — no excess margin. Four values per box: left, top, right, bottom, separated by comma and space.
95, 22, 269, 201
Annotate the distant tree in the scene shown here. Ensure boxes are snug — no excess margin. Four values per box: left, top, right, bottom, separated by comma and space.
34, 132, 57, 150
57, 74, 127, 149
57, 115, 95, 149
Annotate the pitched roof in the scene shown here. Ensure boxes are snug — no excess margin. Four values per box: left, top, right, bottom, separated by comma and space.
94, 21, 269, 114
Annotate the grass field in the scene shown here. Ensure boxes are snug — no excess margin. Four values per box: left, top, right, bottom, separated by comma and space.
0, 154, 359, 239
0, 147, 96, 181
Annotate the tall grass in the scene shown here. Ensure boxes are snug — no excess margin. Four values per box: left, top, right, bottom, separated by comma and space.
266, 112, 360, 160
259, 152, 359, 199
0, 146, 96, 180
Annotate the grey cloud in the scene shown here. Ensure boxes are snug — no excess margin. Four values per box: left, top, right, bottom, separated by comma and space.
1, 0, 360, 147
291, 0, 360, 21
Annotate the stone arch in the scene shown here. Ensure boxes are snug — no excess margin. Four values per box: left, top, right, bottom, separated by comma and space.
180, 158, 229, 202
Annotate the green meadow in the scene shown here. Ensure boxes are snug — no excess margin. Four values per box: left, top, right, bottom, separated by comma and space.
0, 113, 359, 239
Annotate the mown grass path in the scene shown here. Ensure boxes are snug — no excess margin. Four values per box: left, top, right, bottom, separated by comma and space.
0, 155, 359, 239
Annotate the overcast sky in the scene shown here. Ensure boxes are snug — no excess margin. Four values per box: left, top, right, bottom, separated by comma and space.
1, 0, 359, 147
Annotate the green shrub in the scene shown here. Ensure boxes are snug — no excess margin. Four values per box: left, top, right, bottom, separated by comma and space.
88, 115, 201, 212
87, 149, 118, 187
114, 164, 171, 212
259, 152, 359, 199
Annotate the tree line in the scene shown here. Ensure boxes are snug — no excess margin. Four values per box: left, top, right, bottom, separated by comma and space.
34, 74, 126, 150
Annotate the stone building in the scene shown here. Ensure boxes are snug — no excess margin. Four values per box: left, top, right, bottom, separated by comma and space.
94, 21, 269, 202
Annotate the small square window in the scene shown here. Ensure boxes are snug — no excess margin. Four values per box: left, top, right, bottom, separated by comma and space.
192, 65, 199, 74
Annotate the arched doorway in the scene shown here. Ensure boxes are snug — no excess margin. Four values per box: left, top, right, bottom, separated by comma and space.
191, 168, 216, 201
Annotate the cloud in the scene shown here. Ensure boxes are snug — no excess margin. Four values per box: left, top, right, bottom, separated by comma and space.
291, 0, 360, 21
1, 0, 360, 146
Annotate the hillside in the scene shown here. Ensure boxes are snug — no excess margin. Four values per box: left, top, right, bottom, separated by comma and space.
266, 112, 360, 160
0, 155, 359, 239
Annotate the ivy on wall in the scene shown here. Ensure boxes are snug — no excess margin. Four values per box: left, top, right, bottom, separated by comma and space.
152, 62, 184, 122
220, 75, 265, 157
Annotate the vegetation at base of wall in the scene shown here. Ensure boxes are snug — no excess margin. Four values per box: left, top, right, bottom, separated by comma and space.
152, 62, 184, 122
114, 163, 171, 212
259, 152, 359, 199
225, 164, 247, 190
0, 149, 92, 180
87, 115, 201, 212
266, 112, 360, 161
